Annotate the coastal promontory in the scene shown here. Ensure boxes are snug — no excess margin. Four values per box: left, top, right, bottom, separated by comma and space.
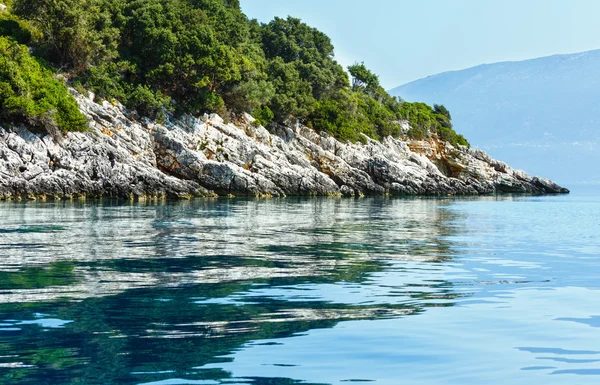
0, 0, 567, 199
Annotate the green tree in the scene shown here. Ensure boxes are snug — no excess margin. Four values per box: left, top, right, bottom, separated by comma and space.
7, 0, 470, 146
348, 62, 380, 94
12, 0, 119, 72
433, 104, 451, 120
260, 17, 347, 120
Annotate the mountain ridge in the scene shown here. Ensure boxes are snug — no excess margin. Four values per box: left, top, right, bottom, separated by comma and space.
390, 49, 600, 184
395, 48, 600, 88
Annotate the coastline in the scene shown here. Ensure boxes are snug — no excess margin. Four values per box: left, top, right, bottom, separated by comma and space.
0, 90, 569, 202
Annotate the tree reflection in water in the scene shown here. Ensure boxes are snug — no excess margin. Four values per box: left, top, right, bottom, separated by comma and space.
0, 197, 471, 384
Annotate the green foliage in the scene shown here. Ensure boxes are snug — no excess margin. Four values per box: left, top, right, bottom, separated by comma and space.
75, 61, 131, 103
0, 11, 33, 44
454, 133, 470, 147
251, 105, 274, 127
398, 102, 469, 147
8, 0, 470, 146
260, 17, 348, 121
12, 0, 120, 72
434, 104, 451, 120
399, 102, 438, 134
348, 62, 380, 95
0, 36, 87, 133
310, 90, 371, 143
265, 56, 315, 120
224, 78, 275, 113
128, 84, 171, 121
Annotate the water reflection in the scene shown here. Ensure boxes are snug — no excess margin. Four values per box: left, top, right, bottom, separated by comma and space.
0, 192, 599, 384
0, 198, 463, 303
0, 197, 465, 384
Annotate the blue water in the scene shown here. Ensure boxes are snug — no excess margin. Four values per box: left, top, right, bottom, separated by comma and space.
0, 188, 599, 384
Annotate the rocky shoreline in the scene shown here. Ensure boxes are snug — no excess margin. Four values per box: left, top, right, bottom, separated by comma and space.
0, 91, 569, 201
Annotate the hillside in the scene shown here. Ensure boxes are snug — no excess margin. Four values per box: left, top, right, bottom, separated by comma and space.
390, 50, 600, 184
0, 0, 466, 147
0, 0, 568, 197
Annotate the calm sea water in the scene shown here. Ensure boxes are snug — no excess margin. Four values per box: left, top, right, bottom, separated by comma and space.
0, 187, 599, 385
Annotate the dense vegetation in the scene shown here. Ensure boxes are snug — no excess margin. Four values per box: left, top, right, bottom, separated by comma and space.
0, 0, 468, 146
0, 13, 87, 133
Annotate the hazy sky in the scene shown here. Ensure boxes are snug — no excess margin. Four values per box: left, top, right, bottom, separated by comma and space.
241, 0, 600, 89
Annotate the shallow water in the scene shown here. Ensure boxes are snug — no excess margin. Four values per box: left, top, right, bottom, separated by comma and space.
0, 188, 599, 385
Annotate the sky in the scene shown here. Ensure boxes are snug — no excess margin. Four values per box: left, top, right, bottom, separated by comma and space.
241, 0, 600, 89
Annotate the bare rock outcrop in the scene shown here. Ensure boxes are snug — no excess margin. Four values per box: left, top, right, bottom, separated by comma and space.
0, 91, 569, 200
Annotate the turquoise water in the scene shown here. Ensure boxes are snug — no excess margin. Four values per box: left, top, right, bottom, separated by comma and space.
0, 188, 599, 384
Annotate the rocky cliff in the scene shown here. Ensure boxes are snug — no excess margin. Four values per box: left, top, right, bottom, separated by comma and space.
0, 91, 568, 200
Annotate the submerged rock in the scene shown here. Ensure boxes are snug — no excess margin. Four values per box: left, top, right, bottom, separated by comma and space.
0, 91, 569, 200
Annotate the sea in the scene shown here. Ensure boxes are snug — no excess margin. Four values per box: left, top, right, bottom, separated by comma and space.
0, 186, 599, 384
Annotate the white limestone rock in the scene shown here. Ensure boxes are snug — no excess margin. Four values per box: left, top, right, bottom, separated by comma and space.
0, 90, 569, 200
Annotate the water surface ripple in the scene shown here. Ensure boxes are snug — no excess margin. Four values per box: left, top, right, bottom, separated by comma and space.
0, 189, 599, 384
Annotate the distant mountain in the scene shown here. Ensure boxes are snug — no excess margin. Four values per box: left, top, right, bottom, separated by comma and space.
390, 50, 600, 185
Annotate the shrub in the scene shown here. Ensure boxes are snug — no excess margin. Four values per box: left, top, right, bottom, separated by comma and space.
251, 105, 274, 127
127, 84, 171, 122
0, 12, 33, 44
0, 37, 87, 133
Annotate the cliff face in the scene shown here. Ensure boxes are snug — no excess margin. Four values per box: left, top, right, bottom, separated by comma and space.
0, 91, 568, 200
